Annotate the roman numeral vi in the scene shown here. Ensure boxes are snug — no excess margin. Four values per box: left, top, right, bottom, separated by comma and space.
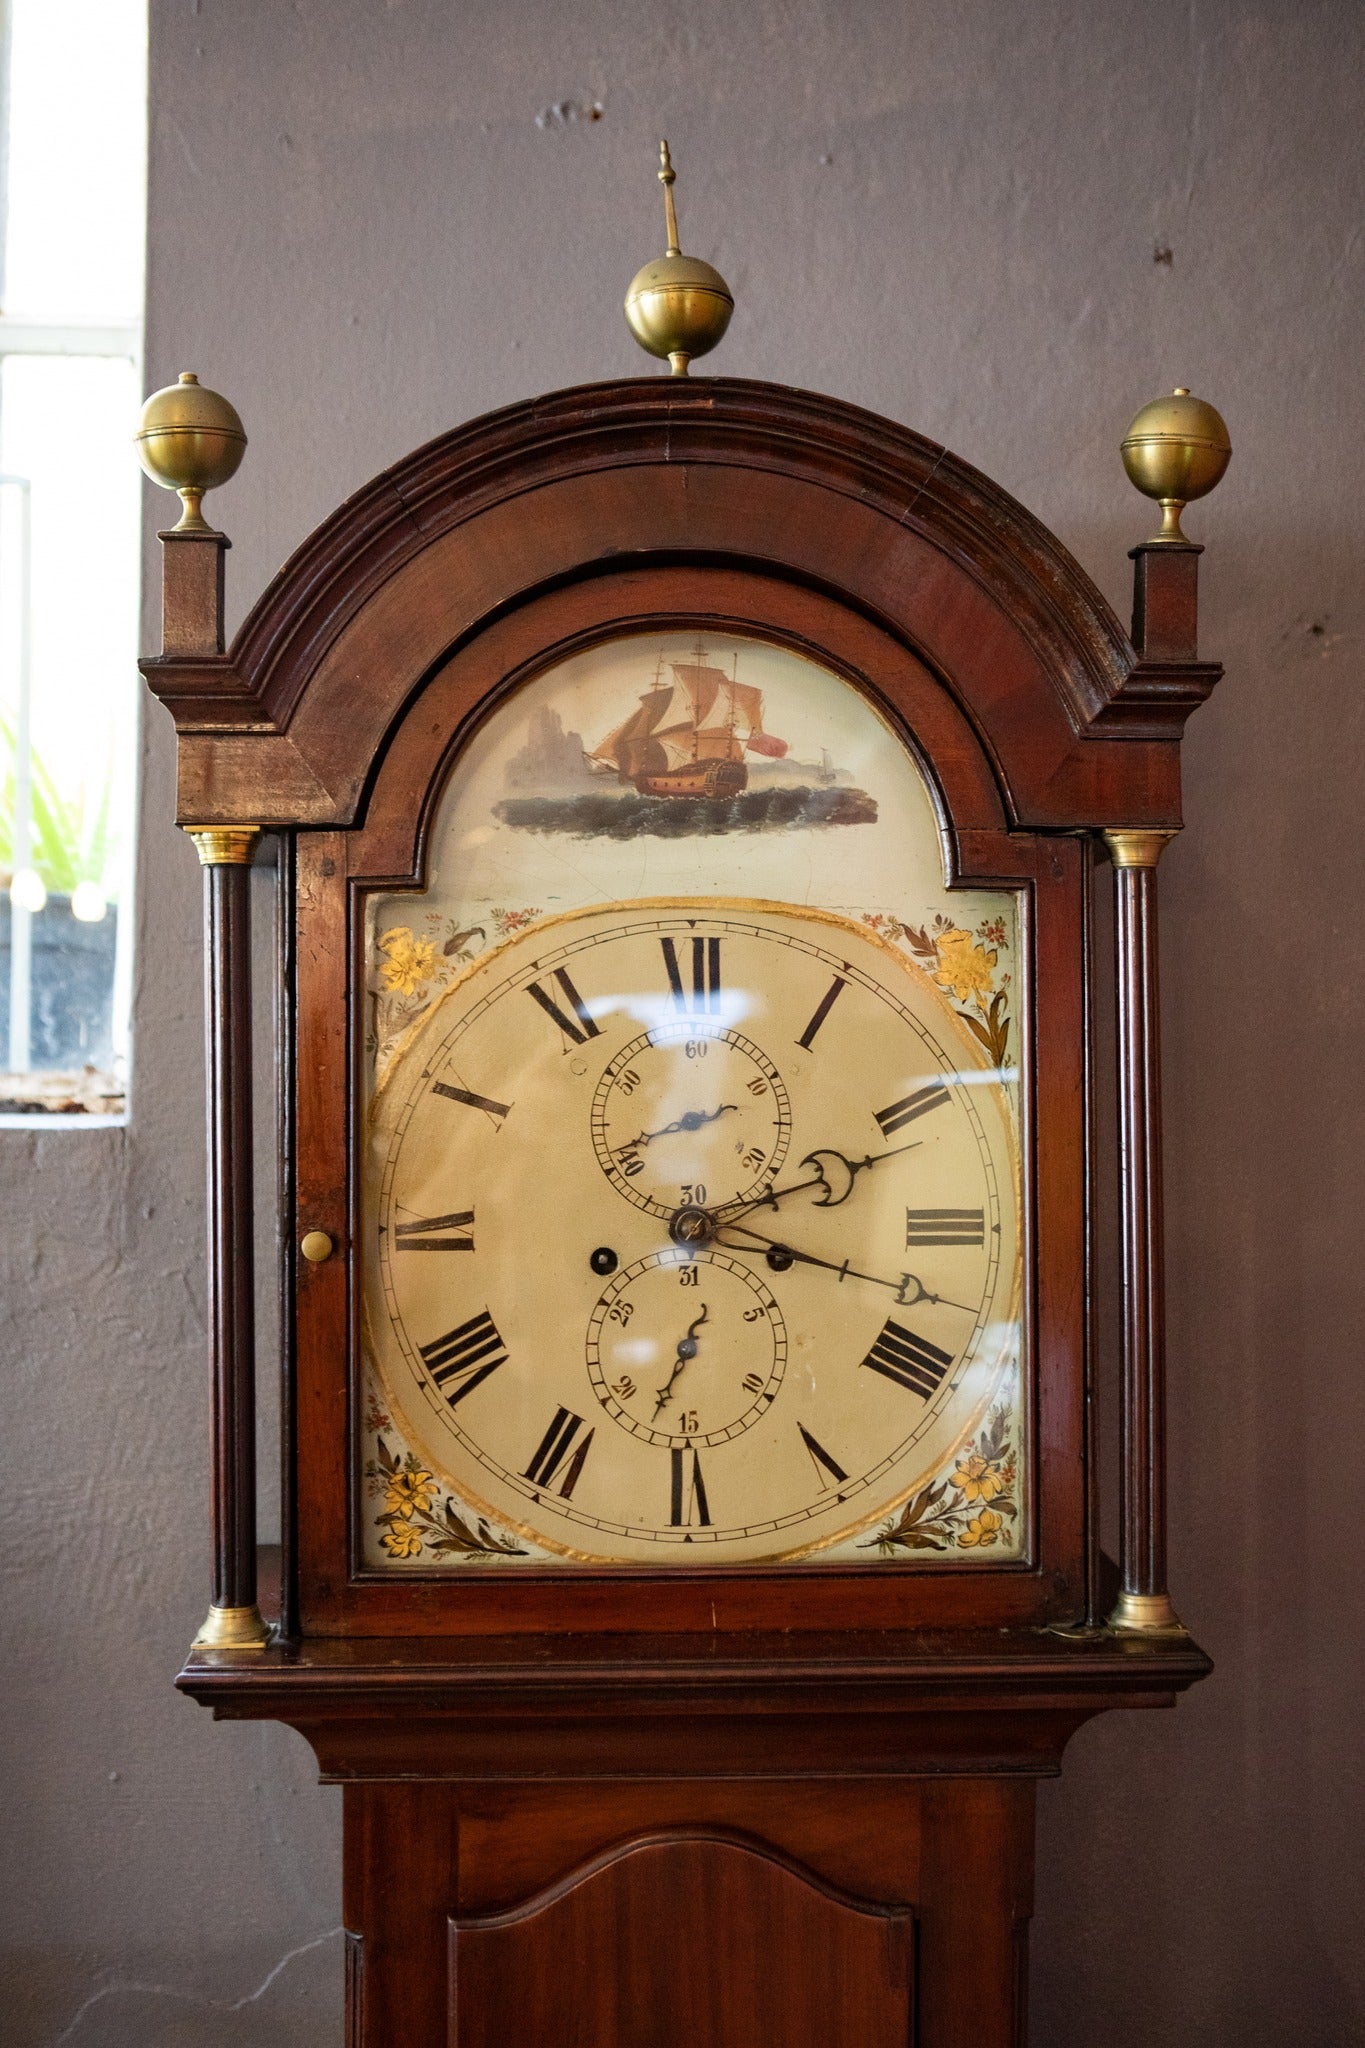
669, 1444, 712, 1527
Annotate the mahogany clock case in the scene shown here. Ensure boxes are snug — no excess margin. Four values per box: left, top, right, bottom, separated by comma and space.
141, 377, 1215, 1649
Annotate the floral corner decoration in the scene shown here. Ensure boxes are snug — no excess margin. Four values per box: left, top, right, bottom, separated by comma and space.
863, 1406, 1019, 1555
365, 1436, 527, 1560
864, 912, 1011, 1070
369, 906, 543, 1065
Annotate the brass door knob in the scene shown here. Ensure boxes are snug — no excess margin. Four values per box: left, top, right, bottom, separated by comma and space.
300, 1230, 334, 1264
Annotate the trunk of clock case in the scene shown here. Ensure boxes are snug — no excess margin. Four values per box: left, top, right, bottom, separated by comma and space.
284, 576, 1090, 1640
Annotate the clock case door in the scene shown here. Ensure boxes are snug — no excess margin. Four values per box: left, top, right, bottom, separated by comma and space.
164, 379, 1205, 1642
294, 567, 1084, 1638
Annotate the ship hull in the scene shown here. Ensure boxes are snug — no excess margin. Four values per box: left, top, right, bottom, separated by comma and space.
631, 759, 747, 799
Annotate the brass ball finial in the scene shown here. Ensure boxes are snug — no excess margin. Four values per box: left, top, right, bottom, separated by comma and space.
135, 371, 247, 531
1121, 385, 1231, 543
624, 140, 734, 376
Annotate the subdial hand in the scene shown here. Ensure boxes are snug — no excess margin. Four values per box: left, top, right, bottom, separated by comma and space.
618, 1104, 739, 1154
713, 1139, 923, 1224
712, 1219, 975, 1313
652, 1304, 710, 1419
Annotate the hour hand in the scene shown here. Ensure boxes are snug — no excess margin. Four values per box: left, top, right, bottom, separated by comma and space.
716, 1138, 922, 1223
652, 1305, 709, 1418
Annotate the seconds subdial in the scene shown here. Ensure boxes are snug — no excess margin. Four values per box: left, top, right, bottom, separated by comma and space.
591, 1021, 792, 1219
586, 1249, 787, 1449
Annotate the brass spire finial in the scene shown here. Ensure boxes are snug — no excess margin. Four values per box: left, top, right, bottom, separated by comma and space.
1121, 385, 1232, 543
659, 138, 681, 256
624, 140, 733, 376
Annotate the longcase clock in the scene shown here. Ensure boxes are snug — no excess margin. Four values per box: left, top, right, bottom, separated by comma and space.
139, 321, 1227, 2041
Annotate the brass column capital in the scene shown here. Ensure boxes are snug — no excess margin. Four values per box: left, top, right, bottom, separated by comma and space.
1103, 827, 1179, 869
186, 825, 262, 866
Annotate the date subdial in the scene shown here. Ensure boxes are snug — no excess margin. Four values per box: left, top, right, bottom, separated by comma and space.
591, 1022, 792, 1220
586, 1249, 787, 1449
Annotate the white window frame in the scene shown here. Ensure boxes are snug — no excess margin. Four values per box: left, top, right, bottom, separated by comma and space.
0, 4, 144, 1125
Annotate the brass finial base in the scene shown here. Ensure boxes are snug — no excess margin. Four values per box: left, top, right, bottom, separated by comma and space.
624, 141, 734, 375
1108, 1591, 1189, 1637
192, 1602, 271, 1650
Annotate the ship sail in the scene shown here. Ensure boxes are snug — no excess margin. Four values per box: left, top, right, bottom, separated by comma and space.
589, 654, 788, 786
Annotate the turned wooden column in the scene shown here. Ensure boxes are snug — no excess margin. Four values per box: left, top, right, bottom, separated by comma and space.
187, 824, 268, 1648
1104, 827, 1186, 1634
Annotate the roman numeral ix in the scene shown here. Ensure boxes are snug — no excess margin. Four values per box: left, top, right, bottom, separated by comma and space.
419, 1309, 507, 1407
661, 934, 721, 1015
523, 1407, 594, 1499
393, 1210, 475, 1252
904, 1207, 985, 1248
526, 966, 601, 1045
875, 1082, 951, 1139
862, 1318, 953, 1401
670, 1444, 712, 1528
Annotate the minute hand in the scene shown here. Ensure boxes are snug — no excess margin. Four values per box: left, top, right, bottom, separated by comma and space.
713, 1139, 922, 1226
711, 1217, 974, 1312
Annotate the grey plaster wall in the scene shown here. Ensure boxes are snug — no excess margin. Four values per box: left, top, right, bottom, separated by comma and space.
3, 1, 1362, 2041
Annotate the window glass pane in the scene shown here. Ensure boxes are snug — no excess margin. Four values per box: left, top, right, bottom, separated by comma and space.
0, 354, 139, 1111
4, 0, 148, 322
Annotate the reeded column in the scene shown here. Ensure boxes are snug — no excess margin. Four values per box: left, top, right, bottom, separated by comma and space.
187, 824, 269, 1649
1105, 828, 1187, 1635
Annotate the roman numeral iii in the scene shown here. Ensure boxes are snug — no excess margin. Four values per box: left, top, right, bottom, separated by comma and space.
419, 1309, 507, 1407
862, 1318, 953, 1401
661, 934, 721, 1015
904, 1207, 984, 1248
669, 1444, 712, 1527
393, 1210, 475, 1252
875, 1082, 950, 1138
523, 1407, 594, 1499
526, 967, 601, 1045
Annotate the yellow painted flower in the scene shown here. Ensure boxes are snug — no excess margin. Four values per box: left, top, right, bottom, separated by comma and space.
958, 1508, 1004, 1549
952, 1453, 1006, 1503
378, 926, 438, 997
380, 1521, 424, 1558
932, 927, 996, 1006
384, 1468, 436, 1520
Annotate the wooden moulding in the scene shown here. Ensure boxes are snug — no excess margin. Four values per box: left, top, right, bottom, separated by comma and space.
139, 377, 1222, 829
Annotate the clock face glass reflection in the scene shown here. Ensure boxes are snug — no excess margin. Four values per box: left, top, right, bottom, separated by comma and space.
361, 634, 1024, 1567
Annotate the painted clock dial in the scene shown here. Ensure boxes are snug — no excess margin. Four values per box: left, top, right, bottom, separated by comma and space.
364, 901, 1020, 1563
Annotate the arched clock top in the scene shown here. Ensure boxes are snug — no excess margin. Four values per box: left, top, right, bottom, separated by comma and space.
139, 378, 1221, 835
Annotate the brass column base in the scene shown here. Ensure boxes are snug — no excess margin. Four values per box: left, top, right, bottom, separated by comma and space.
1108, 1591, 1189, 1636
193, 1603, 271, 1650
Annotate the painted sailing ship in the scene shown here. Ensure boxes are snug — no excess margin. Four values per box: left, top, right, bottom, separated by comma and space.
589, 648, 789, 798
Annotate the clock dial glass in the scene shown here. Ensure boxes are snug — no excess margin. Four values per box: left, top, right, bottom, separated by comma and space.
361, 635, 1024, 1567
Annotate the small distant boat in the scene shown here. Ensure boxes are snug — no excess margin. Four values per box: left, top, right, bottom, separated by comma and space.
589, 647, 789, 798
